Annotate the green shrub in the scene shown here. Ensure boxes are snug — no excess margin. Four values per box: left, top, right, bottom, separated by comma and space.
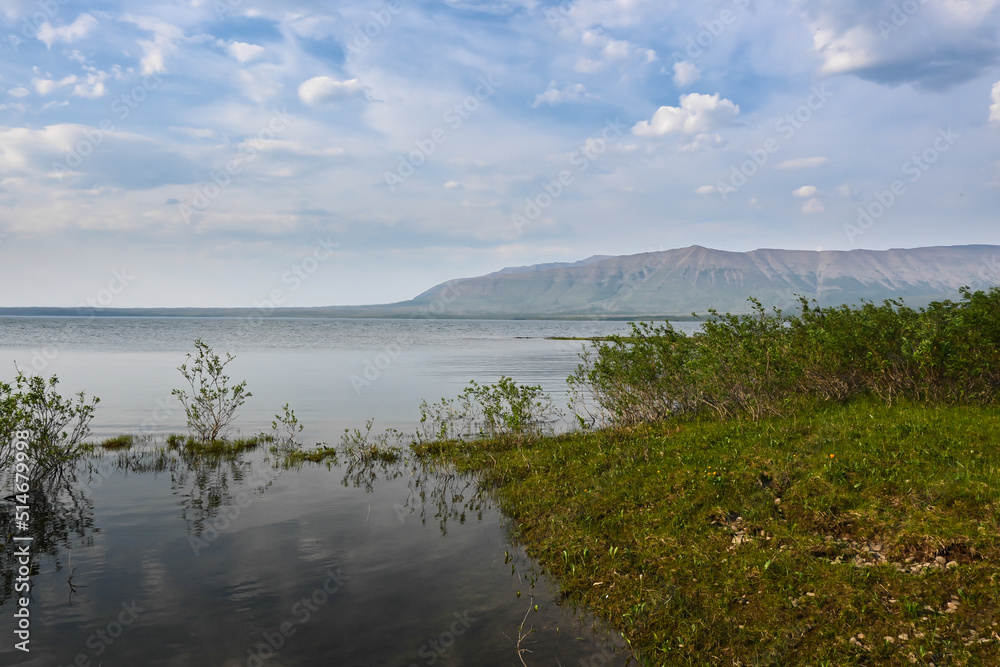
172, 339, 251, 442
571, 287, 1000, 426
418, 376, 562, 445
0, 371, 99, 480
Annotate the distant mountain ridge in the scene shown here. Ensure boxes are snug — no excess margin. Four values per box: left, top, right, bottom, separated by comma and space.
408, 244, 1000, 317
2, 245, 997, 319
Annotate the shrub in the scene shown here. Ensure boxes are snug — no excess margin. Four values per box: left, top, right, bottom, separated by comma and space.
0, 371, 99, 480
267, 403, 304, 452
571, 287, 1000, 426
418, 376, 561, 445
172, 339, 251, 442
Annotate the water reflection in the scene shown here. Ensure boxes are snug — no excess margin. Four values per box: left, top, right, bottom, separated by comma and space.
1, 443, 633, 666
0, 466, 96, 607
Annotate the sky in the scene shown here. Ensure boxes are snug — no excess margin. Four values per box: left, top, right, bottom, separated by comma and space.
1, 0, 999, 308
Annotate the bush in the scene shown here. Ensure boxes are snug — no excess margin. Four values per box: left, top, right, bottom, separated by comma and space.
172, 339, 251, 442
418, 376, 562, 445
570, 287, 1000, 426
0, 371, 99, 480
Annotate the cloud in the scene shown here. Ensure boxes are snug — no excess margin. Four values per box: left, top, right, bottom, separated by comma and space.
800, 0, 1000, 90
73, 70, 108, 99
632, 93, 740, 137
8, 87, 30, 98
298, 77, 367, 105
991, 81, 1000, 122
576, 29, 656, 71
37, 14, 98, 48
777, 157, 829, 170
531, 81, 592, 107
33, 76, 78, 96
121, 15, 184, 76
672, 61, 701, 87
227, 42, 267, 64
792, 185, 819, 198
802, 198, 825, 213
694, 184, 720, 195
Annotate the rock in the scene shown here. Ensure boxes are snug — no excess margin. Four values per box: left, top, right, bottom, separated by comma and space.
935, 556, 947, 565
947, 560, 959, 569
884, 636, 895, 644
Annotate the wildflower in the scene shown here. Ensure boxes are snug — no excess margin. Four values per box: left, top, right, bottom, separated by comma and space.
829, 454, 835, 459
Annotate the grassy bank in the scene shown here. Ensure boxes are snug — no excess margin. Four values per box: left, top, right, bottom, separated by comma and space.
417, 399, 1000, 665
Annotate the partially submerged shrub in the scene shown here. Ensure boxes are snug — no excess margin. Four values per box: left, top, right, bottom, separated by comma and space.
267, 403, 304, 452
0, 371, 99, 480
172, 339, 251, 442
418, 376, 561, 445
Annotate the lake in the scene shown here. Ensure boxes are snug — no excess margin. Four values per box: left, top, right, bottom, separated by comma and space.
0, 317, 697, 666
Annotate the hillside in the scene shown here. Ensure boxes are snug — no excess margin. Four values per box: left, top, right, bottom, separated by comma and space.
409, 244, 1000, 317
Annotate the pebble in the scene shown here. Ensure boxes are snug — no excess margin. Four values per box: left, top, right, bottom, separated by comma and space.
946, 560, 959, 569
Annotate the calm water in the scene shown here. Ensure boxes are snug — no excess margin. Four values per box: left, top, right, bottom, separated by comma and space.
0, 317, 698, 666
0, 317, 700, 439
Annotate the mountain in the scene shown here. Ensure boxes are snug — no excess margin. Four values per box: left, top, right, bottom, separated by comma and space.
407, 244, 1000, 318
2, 245, 996, 320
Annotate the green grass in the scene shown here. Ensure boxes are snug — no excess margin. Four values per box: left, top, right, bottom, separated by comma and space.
99, 434, 135, 450
165, 433, 266, 456
417, 399, 1000, 665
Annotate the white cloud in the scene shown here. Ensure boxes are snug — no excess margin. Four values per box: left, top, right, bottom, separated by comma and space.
802, 198, 825, 213
777, 157, 829, 170
73, 70, 108, 99
444, 181, 464, 190
227, 42, 266, 64
632, 93, 740, 137
672, 61, 701, 87
121, 15, 184, 76
694, 184, 719, 195
33, 75, 77, 96
991, 81, 1000, 122
579, 29, 656, 69
8, 87, 30, 98
37, 14, 98, 49
532, 81, 591, 107
575, 58, 604, 73
298, 77, 367, 106
792, 185, 819, 198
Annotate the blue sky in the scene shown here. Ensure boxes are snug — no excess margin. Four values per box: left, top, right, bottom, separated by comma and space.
1, 0, 999, 307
